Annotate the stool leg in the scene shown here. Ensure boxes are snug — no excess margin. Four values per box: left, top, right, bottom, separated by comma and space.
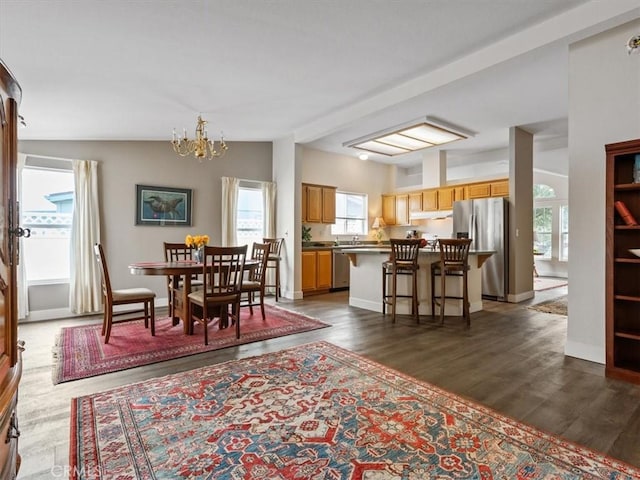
413, 270, 419, 323
382, 266, 386, 316
440, 271, 446, 325
463, 270, 470, 328
391, 267, 397, 323
431, 269, 436, 319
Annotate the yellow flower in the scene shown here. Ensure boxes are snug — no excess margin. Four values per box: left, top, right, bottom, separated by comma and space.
185, 234, 209, 248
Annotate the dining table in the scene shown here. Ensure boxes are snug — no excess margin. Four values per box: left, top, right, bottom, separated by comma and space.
128, 259, 258, 334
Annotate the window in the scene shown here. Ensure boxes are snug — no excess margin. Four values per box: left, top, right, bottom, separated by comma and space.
331, 192, 367, 236
533, 206, 552, 259
237, 186, 264, 247
560, 205, 569, 261
533, 183, 568, 264
21, 166, 74, 283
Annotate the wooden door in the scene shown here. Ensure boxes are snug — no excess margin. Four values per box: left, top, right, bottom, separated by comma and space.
381, 195, 396, 226
422, 190, 438, 211
0, 66, 20, 372
316, 250, 332, 289
408, 192, 422, 212
305, 185, 322, 223
301, 251, 317, 291
322, 187, 336, 223
395, 194, 409, 226
0, 59, 22, 479
437, 188, 454, 210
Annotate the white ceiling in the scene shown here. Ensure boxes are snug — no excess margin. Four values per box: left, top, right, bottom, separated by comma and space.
1, 0, 638, 170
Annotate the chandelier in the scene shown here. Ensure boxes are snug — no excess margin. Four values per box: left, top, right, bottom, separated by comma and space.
171, 115, 228, 161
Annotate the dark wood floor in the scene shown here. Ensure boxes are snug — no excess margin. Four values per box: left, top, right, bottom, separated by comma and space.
16, 284, 640, 478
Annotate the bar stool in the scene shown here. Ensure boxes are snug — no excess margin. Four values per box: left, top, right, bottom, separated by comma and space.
430, 238, 473, 327
263, 237, 284, 301
382, 238, 421, 323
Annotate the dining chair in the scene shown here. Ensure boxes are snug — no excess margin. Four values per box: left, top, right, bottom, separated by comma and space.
263, 237, 284, 301
241, 242, 271, 320
188, 245, 247, 345
94, 243, 156, 344
163, 242, 203, 319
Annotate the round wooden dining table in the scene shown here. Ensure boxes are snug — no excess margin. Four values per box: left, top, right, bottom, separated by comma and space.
129, 260, 258, 334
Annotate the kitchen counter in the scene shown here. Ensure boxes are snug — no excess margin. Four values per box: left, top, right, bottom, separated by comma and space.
345, 248, 494, 316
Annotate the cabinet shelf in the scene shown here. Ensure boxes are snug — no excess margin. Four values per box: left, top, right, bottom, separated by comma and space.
614, 294, 640, 302
614, 330, 640, 341
615, 257, 640, 264
614, 225, 640, 230
615, 183, 640, 191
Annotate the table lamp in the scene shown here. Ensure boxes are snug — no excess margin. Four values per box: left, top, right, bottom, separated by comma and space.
371, 216, 387, 244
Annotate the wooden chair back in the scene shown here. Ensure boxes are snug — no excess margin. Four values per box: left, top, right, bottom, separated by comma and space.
201, 245, 247, 300
94, 243, 113, 299
163, 242, 195, 262
249, 242, 271, 284
263, 237, 284, 257
390, 238, 421, 268
437, 238, 472, 270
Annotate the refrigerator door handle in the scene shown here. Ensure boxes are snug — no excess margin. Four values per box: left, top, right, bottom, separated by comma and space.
469, 214, 476, 241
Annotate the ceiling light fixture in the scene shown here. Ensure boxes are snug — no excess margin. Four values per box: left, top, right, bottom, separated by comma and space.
358, 152, 369, 161
627, 34, 640, 55
171, 115, 228, 161
343, 116, 469, 156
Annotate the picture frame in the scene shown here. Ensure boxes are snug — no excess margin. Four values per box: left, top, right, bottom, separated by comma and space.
135, 184, 192, 226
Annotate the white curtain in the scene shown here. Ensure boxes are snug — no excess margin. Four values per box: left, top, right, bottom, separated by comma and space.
221, 176, 239, 246
16, 153, 29, 320
69, 159, 102, 314
262, 181, 276, 238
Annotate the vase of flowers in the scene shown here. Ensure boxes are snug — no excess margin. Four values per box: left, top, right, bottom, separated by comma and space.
185, 234, 209, 263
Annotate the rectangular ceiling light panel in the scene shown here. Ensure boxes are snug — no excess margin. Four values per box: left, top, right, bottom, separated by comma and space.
348, 120, 467, 156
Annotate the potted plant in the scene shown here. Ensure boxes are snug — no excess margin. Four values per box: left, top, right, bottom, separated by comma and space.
302, 226, 312, 247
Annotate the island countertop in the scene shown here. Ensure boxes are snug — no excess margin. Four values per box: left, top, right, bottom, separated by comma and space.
345, 248, 495, 316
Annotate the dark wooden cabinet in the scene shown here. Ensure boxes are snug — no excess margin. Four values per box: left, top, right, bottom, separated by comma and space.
0, 60, 23, 479
606, 138, 640, 384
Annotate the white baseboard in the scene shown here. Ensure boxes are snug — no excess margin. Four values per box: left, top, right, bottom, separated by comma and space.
564, 339, 605, 365
507, 290, 535, 303
20, 297, 170, 323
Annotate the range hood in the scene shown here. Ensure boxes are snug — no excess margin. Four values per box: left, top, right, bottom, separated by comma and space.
409, 210, 453, 220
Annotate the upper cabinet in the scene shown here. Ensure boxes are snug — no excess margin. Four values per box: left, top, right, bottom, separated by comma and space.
466, 179, 509, 199
302, 183, 336, 224
382, 194, 409, 226
381, 178, 507, 220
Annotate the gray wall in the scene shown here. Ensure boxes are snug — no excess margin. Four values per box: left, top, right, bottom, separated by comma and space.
19, 140, 272, 314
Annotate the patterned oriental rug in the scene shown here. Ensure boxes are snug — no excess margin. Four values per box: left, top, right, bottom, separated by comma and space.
71, 341, 640, 479
53, 305, 328, 384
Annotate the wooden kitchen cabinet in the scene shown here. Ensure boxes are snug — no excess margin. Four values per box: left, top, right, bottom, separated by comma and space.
409, 192, 422, 212
465, 182, 492, 199
382, 194, 409, 226
302, 249, 332, 295
422, 190, 438, 211
395, 194, 409, 225
454, 186, 465, 202
490, 180, 509, 197
382, 195, 397, 225
436, 187, 454, 210
605, 138, 640, 384
302, 183, 336, 224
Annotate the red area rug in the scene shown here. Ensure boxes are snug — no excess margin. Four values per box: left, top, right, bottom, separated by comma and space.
71, 341, 640, 479
53, 305, 328, 384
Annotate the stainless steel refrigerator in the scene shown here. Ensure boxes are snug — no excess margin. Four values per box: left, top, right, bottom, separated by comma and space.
452, 197, 508, 301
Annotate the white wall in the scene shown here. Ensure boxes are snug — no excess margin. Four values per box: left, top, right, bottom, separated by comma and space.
301, 147, 394, 242
567, 19, 640, 363
19, 140, 272, 314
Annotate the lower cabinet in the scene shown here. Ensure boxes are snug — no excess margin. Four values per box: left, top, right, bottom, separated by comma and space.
302, 250, 332, 295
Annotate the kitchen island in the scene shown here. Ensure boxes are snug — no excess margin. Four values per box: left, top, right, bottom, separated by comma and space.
342, 247, 494, 317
